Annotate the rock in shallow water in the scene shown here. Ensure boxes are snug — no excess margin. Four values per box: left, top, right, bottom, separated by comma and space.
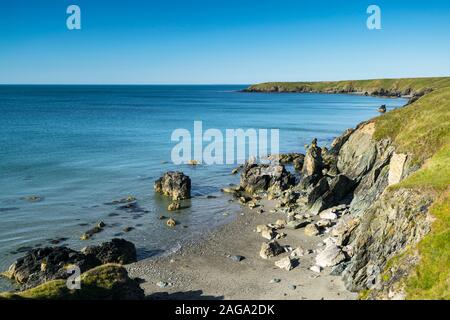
81, 238, 137, 265
154, 171, 191, 200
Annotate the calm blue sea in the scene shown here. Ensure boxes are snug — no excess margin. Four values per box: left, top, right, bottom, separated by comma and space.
0, 85, 406, 290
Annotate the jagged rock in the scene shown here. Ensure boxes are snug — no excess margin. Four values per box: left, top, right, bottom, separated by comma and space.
268, 153, 304, 165
388, 153, 408, 186
337, 122, 378, 180
290, 247, 305, 257
259, 241, 284, 259
330, 128, 354, 154
378, 105, 387, 113
166, 218, 177, 227
261, 229, 275, 240
342, 189, 432, 291
256, 225, 272, 233
275, 219, 286, 228
286, 220, 309, 230
330, 216, 359, 246
168, 202, 181, 211
293, 156, 305, 171
275, 256, 295, 271
315, 244, 346, 268
309, 174, 356, 214
319, 209, 338, 220
302, 139, 323, 176
154, 171, 191, 200
240, 162, 295, 194
310, 265, 322, 273
3, 247, 101, 289
1, 264, 144, 300
316, 219, 332, 228
304, 224, 320, 236
306, 177, 330, 206
81, 239, 137, 265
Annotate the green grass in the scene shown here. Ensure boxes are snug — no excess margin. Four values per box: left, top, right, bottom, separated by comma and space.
374, 87, 450, 165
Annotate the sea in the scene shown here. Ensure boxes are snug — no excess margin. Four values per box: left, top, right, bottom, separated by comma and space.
0, 85, 406, 290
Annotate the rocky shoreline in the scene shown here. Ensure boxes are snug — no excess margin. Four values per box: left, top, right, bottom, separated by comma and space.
1, 77, 448, 299
0, 115, 434, 300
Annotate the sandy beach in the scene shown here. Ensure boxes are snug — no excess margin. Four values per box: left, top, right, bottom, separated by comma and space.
127, 198, 357, 300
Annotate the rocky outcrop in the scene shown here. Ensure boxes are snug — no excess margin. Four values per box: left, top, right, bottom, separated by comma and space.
240, 162, 295, 194
81, 238, 137, 265
3, 247, 101, 289
1, 264, 144, 300
3, 239, 138, 290
342, 189, 433, 291
302, 139, 323, 176
154, 171, 191, 200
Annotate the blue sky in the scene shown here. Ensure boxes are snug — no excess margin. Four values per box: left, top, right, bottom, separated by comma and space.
1, 0, 449, 84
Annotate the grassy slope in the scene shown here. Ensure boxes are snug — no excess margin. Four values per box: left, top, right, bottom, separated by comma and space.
248, 77, 450, 299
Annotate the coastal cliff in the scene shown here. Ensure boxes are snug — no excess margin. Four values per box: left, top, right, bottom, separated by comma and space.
244, 77, 450, 299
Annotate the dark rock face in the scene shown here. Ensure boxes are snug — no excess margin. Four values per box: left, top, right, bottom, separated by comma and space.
309, 174, 356, 214
81, 238, 137, 265
240, 162, 295, 194
154, 171, 191, 200
342, 189, 432, 292
4, 247, 101, 289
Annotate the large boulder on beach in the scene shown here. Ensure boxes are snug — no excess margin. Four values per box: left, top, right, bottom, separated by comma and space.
81, 238, 137, 265
3, 247, 101, 289
240, 162, 295, 194
154, 171, 191, 200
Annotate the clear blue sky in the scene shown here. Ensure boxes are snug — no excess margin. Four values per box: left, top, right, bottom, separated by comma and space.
1, 0, 449, 84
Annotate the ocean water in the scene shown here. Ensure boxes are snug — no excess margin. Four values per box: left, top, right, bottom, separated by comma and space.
0, 85, 406, 290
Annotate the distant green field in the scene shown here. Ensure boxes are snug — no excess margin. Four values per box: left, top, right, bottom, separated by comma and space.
246, 77, 450, 97
248, 77, 450, 299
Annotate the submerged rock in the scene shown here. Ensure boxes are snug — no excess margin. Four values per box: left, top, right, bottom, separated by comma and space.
154, 171, 191, 200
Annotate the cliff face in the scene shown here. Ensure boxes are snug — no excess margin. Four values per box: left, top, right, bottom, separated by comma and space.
330, 121, 434, 296
245, 77, 450, 299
